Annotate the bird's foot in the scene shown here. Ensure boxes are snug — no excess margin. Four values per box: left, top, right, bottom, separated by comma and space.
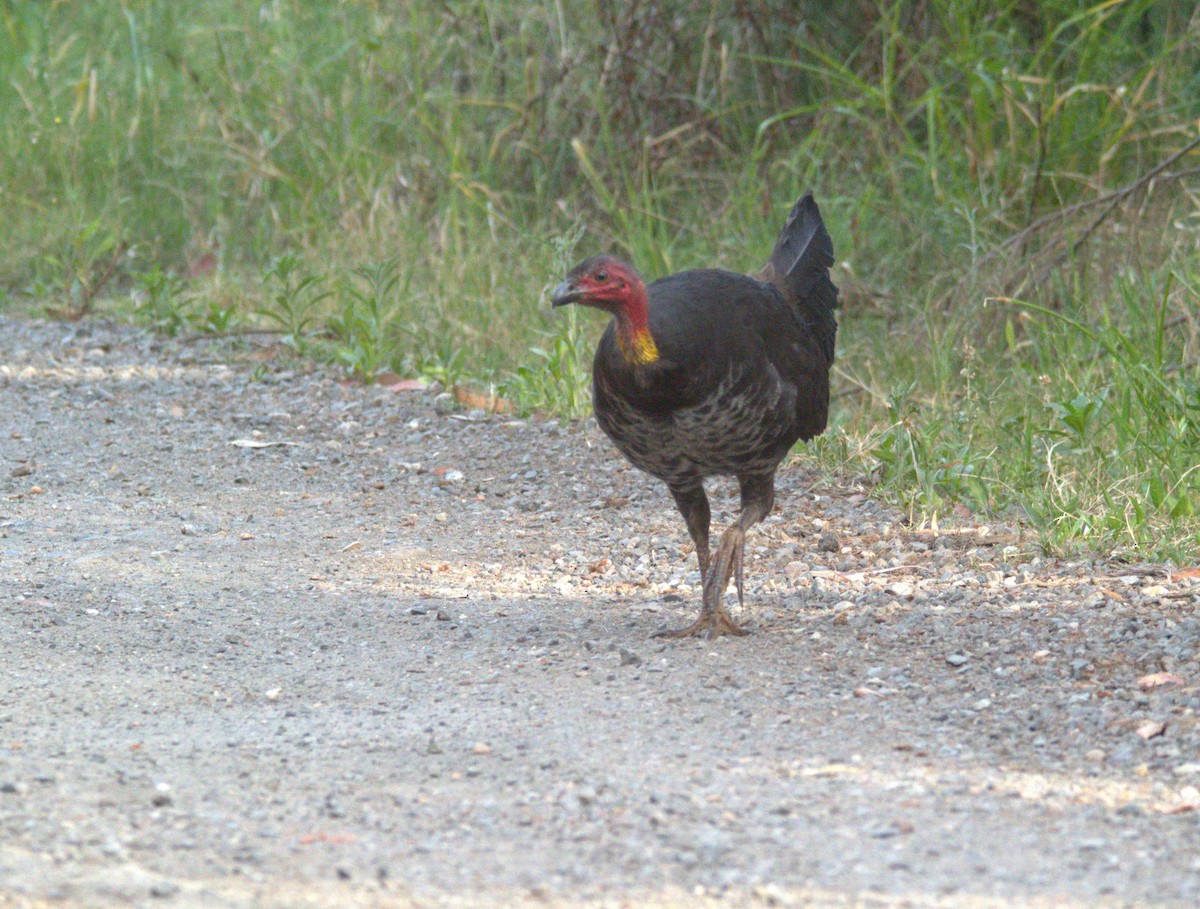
652, 606, 749, 639
653, 525, 752, 639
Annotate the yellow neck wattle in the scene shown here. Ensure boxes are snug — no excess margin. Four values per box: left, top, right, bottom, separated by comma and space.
619, 326, 659, 366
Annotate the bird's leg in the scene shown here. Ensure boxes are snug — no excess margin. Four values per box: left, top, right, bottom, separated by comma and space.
668, 482, 711, 583
656, 474, 775, 639
733, 532, 745, 607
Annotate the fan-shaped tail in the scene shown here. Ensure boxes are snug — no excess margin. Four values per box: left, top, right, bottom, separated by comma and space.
760, 193, 839, 363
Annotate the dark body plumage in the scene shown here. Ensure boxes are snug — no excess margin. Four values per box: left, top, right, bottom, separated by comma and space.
553, 193, 838, 637
592, 267, 833, 485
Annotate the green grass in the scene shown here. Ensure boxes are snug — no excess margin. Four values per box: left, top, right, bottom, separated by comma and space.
2, 0, 1198, 558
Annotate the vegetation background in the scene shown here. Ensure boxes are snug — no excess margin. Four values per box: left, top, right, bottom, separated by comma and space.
1, 0, 1198, 557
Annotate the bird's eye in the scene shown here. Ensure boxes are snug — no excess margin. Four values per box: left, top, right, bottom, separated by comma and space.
595, 269, 608, 283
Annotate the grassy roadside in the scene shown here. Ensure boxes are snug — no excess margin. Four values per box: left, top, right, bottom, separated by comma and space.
1, 0, 1197, 558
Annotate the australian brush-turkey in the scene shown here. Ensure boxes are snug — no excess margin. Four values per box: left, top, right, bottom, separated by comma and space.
551, 193, 838, 638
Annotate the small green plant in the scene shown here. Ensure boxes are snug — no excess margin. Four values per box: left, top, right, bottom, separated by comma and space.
257, 254, 331, 353
410, 343, 470, 390
39, 220, 127, 317
1046, 391, 1106, 450
327, 259, 406, 383
867, 383, 993, 517
194, 299, 241, 334
504, 308, 593, 419
131, 266, 191, 336
130, 268, 244, 337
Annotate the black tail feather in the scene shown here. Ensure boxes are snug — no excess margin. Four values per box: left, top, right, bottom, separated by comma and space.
761, 193, 839, 363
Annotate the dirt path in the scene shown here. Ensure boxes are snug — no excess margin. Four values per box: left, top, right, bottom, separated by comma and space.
2, 315, 1199, 908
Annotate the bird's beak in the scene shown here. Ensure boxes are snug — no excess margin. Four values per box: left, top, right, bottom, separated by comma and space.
551, 280, 583, 308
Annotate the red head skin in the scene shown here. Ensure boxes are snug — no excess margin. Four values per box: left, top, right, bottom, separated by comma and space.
551, 256, 659, 365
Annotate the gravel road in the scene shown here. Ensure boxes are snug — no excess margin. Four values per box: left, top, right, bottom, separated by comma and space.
2, 315, 1200, 908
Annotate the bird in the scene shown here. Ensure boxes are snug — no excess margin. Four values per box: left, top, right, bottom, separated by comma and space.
551, 193, 838, 638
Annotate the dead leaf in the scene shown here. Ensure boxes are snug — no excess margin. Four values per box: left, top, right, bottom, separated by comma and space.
299, 832, 358, 845
853, 686, 883, 698
229, 439, 298, 449
452, 384, 513, 414
1154, 786, 1200, 815
377, 373, 427, 391
186, 251, 218, 279
1157, 802, 1198, 815
1136, 720, 1167, 740
1138, 672, 1185, 690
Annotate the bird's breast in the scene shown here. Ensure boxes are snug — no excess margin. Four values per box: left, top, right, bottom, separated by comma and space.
594, 361, 801, 483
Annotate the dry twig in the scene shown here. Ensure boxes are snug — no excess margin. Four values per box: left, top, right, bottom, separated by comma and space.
963, 132, 1200, 296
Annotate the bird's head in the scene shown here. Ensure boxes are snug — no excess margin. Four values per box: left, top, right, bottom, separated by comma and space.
551, 255, 659, 365
551, 256, 644, 315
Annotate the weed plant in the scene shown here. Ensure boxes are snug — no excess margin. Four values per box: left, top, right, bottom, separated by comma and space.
1, 1, 1197, 557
